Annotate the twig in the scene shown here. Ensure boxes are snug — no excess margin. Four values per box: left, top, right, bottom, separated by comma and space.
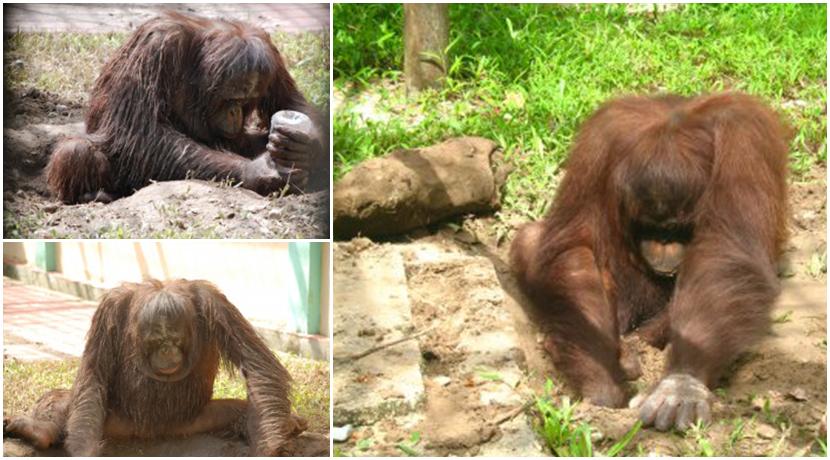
492, 401, 531, 427
336, 326, 436, 362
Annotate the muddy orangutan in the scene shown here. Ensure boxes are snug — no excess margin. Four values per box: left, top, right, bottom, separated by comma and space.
510, 93, 789, 431
46, 11, 327, 204
4, 280, 306, 456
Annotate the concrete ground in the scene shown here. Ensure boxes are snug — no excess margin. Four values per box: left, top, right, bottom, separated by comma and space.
3, 278, 94, 360
3, 3, 329, 34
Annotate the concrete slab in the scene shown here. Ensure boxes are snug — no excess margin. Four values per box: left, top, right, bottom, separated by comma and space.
333, 240, 425, 425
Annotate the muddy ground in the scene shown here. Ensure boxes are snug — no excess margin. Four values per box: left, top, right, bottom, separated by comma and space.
3, 89, 329, 239
333, 167, 826, 456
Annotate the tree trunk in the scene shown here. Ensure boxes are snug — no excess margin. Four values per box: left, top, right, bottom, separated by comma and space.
403, 4, 449, 93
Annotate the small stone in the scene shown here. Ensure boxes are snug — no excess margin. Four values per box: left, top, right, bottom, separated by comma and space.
787, 388, 808, 401
433, 375, 452, 387
751, 396, 765, 411
782, 99, 808, 109
48, 111, 58, 118
453, 229, 478, 244
756, 423, 777, 440
332, 424, 352, 442
55, 104, 68, 113
41, 203, 59, 213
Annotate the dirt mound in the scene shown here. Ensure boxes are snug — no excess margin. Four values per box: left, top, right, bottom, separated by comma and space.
4, 180, 329, 239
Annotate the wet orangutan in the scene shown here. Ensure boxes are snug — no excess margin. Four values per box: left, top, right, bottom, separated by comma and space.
510, 93, 789, 430
3, 279, 306, 456
45, 11, 327, 204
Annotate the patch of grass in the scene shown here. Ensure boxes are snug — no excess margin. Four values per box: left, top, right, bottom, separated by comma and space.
4, 29, 329, 111
2, 358, 79, 417
4, 32, 126, 101
272, 30, 331, 109
3, 207, 47, 239
334, 3, 827, 222
773, 310, 794, 324
725, 417, 748, 455
684, 421, 715, 457
396, 431, 422, 456
2, 349, 329, 435
807, 250, 827, 278
533, 379, 641, 456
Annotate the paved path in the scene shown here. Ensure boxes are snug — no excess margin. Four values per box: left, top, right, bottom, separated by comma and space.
4, 3, 329, 34
3, 278, 95, 361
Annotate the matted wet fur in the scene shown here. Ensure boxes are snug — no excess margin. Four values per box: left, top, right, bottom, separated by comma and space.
46, 11, 328, 204
4, 279, 307, 456
510, 93, 789, 430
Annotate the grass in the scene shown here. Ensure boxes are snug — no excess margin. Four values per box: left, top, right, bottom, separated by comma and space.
3, 350, 330, 435
333, 3, 827, 222
4, 29, 329, 111
534, 379, 641, 456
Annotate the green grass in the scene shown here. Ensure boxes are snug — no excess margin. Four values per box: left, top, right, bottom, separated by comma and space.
334, 3, 827, 222
4, 29, 329, 110
534, 379, 641, 456
3, 350, 329, 434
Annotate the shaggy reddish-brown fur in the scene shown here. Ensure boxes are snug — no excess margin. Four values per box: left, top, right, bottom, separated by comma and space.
3, 279, 306, 456
511, 93, 789, 408
46, 11, 327, 204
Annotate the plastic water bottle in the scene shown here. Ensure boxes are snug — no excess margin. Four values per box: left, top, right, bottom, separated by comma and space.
270, 110, 314, 138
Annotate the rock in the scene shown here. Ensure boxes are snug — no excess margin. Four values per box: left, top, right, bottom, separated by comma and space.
334, 137, 510, 239
787, 388, 808, 401
433, 375, 452, 387
756, 423, 777, 440
332, 424, 353, 442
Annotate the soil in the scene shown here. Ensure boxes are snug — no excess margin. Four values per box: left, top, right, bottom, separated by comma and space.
3, 432, 330, 457
2, 89, 329, 239
335, 167, 826, 456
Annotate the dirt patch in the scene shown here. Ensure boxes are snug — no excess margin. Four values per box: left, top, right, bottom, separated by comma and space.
403, 250, 529, 456
3, 432, 330, 457
3, 88, 85, 129
334, 166, 826, 455
334, 241, 544, 457
4, 180, 328, 239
